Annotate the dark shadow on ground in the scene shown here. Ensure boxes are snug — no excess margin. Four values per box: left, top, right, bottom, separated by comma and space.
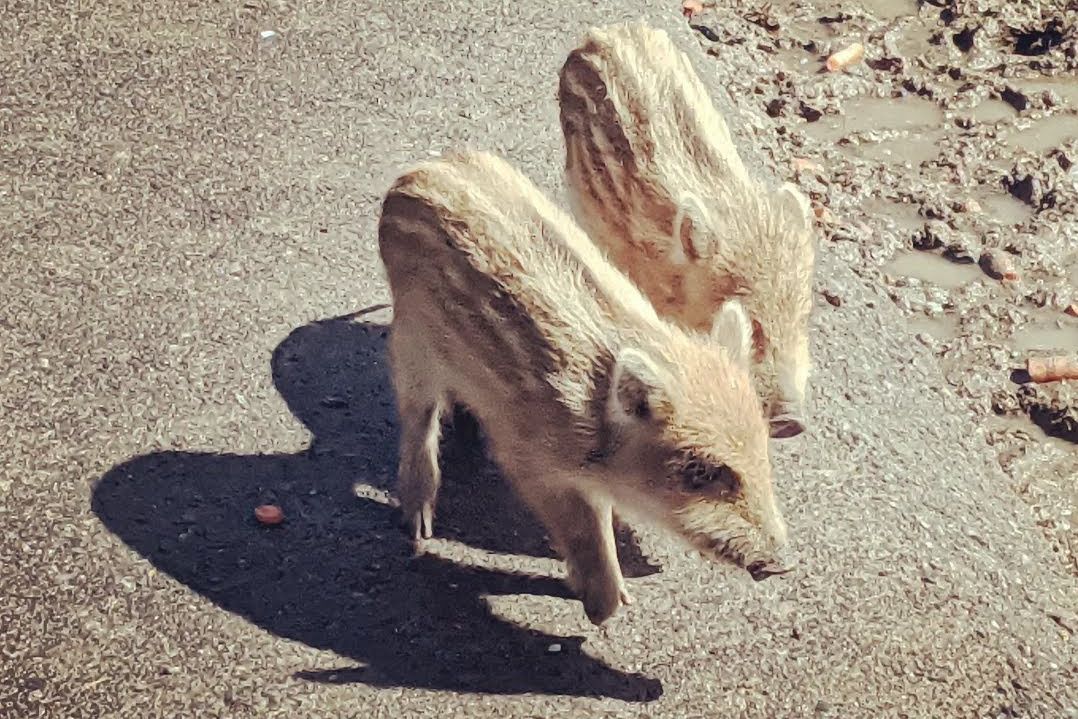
91, 312, 662, 701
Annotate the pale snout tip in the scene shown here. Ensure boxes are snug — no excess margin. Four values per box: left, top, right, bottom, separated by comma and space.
769, 414, 806, 440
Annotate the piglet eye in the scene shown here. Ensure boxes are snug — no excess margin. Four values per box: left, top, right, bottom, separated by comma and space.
684, 461, 740, 493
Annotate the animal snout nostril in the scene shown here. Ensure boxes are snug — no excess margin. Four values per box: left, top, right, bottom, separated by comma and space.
769, 415, 805, 439
747, 559, 794, 582
747, 544, 797, 581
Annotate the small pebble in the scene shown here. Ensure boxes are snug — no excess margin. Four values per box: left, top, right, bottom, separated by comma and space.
1065, 303, 1078, 318
259, 30, 277, 39
547, 643, 562, 653
979, 249, 1018, 281
255, 504, 285, 526
813, 204, 834, 223
792, 157, 822, 174
914, 221, 949, 251
682, 0, 704, 18
692, 24, 721, 42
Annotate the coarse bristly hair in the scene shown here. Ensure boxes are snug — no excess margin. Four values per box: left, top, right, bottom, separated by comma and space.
378, 149, 791, 625
558, 21, 818, 439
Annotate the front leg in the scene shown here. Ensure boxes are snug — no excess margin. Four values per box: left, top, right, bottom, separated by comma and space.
518, 483, 629, 625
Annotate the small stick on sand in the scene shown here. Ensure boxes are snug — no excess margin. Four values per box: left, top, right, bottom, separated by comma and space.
1026, 357, 1078, 383
826, 42, 865, 73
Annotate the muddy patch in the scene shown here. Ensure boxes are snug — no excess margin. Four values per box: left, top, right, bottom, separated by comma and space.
686, 0, 1077, 571
973, 189, 1035, 226
806, 96, 946, 167
1012, 322, 1078, 353
1003, 113, 1078, 153
970, 98, 1019, 124
885, 251, 983, 290
908, 314, 960, 341
861, 198, 924, 232
859, 0, 919, 21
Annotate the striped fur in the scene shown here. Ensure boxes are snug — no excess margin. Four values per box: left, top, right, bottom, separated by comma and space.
378, 150, 789, 625
558, 22, 817, 438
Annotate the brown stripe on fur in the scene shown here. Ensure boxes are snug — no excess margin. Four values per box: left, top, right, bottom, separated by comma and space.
559, 50, 635, 167
576, 130, 631, 224
559, 57, 635, 225
380, 192, 565, 377
560, 42, 686, 265
561, 102, 627, 221
574, 37, 658, 163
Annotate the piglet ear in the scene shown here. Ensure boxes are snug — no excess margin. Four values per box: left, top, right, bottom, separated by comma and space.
774, 182, 813, 233
669, 191, 710, 265
608, 348, 667, 424
710, 299, 753, 371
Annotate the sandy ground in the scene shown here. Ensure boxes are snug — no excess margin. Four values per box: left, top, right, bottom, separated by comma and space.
1, 1, 1075, 717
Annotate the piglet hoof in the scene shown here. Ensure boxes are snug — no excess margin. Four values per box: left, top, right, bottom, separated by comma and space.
583, 590, 622, 626
400, 502, 434, 545
581, 579, 628, 626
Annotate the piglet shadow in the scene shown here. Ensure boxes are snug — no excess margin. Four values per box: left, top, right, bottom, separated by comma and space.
268, 311, 657, 574
91, 311, 662, 701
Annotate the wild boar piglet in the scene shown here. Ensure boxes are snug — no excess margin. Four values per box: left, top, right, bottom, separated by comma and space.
559, 22, 818, 439
378, 150, 791, 625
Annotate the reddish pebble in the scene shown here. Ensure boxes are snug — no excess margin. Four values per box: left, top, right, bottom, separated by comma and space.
1065, 303, 1078, 318
682, 0, 704, 18
813, 204, 835, 223
792, 157, 822, 174
255, 504, 284, 525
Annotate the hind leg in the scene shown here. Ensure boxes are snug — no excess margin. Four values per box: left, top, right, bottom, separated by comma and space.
395, 393, 446, 543
389, 332, 448, 543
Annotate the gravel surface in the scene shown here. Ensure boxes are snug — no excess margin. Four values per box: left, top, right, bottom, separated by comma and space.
1, 1, 1075, 718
